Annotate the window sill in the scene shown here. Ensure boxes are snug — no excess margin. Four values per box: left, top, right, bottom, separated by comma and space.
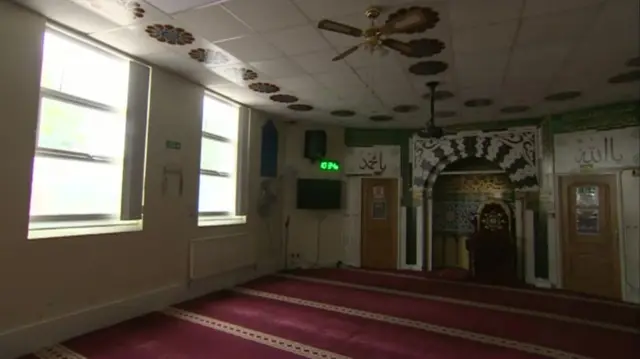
28, 220, 143, 240
198, 215, 246, 227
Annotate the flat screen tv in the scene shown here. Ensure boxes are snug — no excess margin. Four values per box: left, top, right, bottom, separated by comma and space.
296, 179, 342, 210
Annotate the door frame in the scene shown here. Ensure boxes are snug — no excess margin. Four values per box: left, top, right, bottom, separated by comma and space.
554, 172, 626, 299
345, 176, 405, 269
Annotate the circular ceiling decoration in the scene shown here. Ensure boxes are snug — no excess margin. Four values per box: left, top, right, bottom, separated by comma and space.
270, 94, 298, 103
544, 91, 581, 101
331, 110, 356, 117
130, 2, 145, 18
464, 98, 494, 107
626, 57, 640, 67
369, 115, 394, 122
248, 82, 280, 94
145, 24, 194, 45
188, 48, 207, 62
404, 39, 446, 58
242, 69, 258, 81
288, 104, 313, 111
422, 90, 454, 101
385, 7, 440, 34
408, 61, 448, 76
435, 110, 456, 118
393, 105, 419, 113
607, 70, 640, 84
500, 105, 530, 114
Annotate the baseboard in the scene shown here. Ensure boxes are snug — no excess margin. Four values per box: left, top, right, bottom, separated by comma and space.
402, 265, 422, 271
534, 278, 553, 289
0, 262, 279, 359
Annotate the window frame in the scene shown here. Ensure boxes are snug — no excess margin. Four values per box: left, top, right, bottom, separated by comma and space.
29, 27, 149, 238
198, 93, 245, 225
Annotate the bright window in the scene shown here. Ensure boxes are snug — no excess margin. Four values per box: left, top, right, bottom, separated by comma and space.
199, 94, 240, 220
29, 29, 148, 236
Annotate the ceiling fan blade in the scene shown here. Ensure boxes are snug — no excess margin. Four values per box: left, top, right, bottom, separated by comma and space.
380, 8, 426, 34
332, 44, 361, 61
318, 19, 363, 37
381, 38, 414, 56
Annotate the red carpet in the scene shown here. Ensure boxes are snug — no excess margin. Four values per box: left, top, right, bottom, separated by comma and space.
288, 268, 640, 330
241, 275, 639, 359
23, 268, 640, 359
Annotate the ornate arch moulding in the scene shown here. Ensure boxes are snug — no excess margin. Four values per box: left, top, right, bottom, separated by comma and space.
410, 128, 539, 198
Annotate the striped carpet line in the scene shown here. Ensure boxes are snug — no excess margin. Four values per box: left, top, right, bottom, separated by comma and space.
234, 287, 592, 359
277, 273, 639, 334
164, 307, 351, 359
34, 345, 86, 359
347, 268, 640, 309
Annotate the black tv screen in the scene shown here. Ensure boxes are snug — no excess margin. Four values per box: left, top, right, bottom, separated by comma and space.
296, 179, 342, 210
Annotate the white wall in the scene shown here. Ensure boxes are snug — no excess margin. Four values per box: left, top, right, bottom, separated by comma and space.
0, 2, 287, 357
552, 127, 640, 303
281, 124, 346, 268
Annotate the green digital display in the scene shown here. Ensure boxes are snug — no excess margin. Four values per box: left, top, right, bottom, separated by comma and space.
319, 160, 340, 172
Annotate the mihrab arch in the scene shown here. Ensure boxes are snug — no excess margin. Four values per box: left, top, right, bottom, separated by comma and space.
411, 130, 539, 193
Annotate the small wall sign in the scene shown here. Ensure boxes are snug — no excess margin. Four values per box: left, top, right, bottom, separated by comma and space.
166, 140, 182, 150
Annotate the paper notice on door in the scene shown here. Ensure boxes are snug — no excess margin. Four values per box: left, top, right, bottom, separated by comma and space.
373, 186, 385, 199
372, 200, 387, 219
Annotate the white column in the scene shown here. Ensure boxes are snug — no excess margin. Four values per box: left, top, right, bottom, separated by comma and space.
427, 198, 433, 271
524, 209, 536, 285
416, 204, 424, 269
515, 199, 524, 281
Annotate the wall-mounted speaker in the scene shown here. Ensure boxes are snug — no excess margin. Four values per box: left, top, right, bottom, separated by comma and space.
260, 120, 278, 178
304, 130, 326, 162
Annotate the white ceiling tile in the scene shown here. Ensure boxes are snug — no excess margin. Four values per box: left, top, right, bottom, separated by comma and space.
276, 75, 322, 91
449, 0, 524, 29
343, 48, 401, 69
455, 51, 509, 89
65, 0, 171, 27
214, 35, 284, 62
173, 4, 253, 43
452, 20, 518, 53
291, 49, 352, 74
90, 24, 167, 56
523, 0, 605, 17
144, 0, 227, 14
250, 58, 306, 78
506, 45, 570, 83
516, 6, 599, 47
264, 25, 331, 56
15, 0, 120, 34
223, 0, 309, 32
209, 83, 274, 106
293, 0, 377, 20
313, 69, 363, 88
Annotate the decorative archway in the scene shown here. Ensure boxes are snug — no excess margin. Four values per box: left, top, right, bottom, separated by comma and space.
411, 129, 539, 193
410, 129, 538, 278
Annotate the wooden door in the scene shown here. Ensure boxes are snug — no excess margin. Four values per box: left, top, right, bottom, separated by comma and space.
560, 175, 621, 299
361, 178, 398, 269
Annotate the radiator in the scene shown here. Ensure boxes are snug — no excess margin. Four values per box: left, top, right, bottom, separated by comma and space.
189, 232, 256, 280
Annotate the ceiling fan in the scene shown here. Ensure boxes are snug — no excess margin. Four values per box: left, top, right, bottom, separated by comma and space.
418, 81, 445, 139
317, 7, 431, 61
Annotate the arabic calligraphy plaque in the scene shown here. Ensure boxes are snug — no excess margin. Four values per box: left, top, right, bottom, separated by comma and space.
372, 200, 387, 220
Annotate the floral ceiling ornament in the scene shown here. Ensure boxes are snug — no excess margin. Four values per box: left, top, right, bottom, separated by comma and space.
248, 82, 280, 94
145, 24, 195, 45
241, 69, 258, 81
188, 48, 207, 62
385, 7, 440, 34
